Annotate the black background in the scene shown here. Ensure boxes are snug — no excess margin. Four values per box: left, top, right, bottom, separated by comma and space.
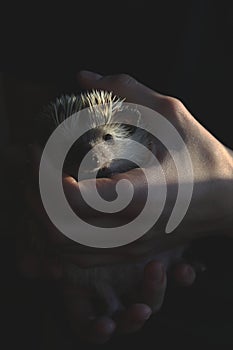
2, 1, 233, 148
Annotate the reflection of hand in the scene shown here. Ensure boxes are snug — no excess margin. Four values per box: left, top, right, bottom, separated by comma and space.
15, 156, 196, 344
19, 246, 196, 344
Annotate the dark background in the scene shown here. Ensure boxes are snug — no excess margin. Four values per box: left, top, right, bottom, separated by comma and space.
2, 1, 233, 148
1, 0, 233, 348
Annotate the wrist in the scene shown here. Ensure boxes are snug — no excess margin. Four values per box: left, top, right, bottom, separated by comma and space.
192, 146, 233, 239
219, 147, 233, 237
216, 146, 233, 233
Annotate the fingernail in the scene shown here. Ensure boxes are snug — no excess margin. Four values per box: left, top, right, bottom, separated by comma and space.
94, 317, 116, 336
183, 265, 195, 282
144, 310, 152, 320
79, 70, 102, 80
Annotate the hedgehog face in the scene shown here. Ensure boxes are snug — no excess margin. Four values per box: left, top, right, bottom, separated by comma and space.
64, 123, 141, 180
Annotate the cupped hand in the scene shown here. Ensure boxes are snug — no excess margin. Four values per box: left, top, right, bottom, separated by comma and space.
19, 245, 196, 344
75, 71, 233, 248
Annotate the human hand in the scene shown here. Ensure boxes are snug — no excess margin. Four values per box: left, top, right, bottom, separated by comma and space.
17, 70, 231, 270
61, 256, 196, 344
67, 71, 232, 262
19, 242, 196, 344
15, 153, 196, 344
2, 144, 196, 345
28, 71, 232, 267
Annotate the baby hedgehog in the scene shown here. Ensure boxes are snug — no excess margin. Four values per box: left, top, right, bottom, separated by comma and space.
35, 90, 154, 180
33, 90, 157, 315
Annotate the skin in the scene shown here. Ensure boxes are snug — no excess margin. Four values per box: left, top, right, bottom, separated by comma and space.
15, 70, 233, 344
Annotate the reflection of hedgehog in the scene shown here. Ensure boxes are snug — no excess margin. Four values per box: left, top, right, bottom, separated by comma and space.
33, 90, 157, 315
35, 90, 155, 180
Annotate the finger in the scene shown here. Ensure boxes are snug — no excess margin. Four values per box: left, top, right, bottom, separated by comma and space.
77, 70, 165, 112
142, 260, 167, 313
172, 262, 196, 287
95, 283, 124, 317
62, 286, 116, 343
63, 168, 158, 224
24, 174, 171, 268
74, 316, 116, 344
22, 183, 149, 267
62, 285, 97, 334
27, 145, 141, 222
116, 303, 152, 334
87, 317, 116, 344
27, 145, 144, 223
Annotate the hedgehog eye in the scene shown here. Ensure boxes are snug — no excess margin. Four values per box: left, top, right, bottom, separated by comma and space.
103, 133, 113, 141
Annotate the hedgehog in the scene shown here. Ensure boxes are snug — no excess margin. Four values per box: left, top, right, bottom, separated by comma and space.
32, 90, 159, 315
35, 90, 155, 180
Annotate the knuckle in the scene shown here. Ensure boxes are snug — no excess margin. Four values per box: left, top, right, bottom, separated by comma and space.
111, 73, 137, 87
160, 96, 184, 115
158, 96, 188, 133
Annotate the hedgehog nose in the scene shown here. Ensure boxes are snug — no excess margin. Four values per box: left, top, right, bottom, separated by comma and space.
96, 166, 112, 178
